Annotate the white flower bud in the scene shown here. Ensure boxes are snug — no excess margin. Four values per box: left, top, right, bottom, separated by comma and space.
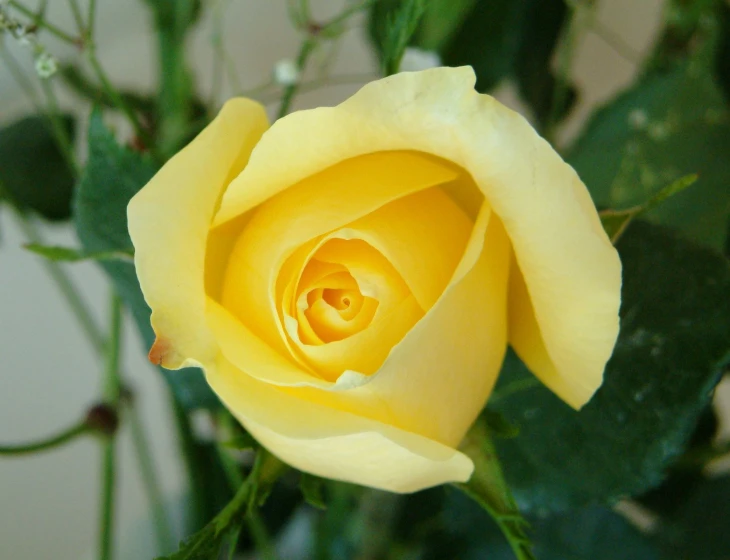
274, 59, 300, 86
400, 48, 441, 72
34, 51, 57, 79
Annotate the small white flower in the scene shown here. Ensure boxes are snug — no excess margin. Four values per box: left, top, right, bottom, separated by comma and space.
14, 25, 36, 47
34, 51, 57, 79
399, 48, 441, 72
628, 109, 648, 130
274, 59, 300, 86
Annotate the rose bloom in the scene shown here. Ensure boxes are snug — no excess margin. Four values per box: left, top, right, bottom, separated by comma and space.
129, 67, 621, 493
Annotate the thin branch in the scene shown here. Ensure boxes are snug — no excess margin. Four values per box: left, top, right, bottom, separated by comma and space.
0, 420, 88, 455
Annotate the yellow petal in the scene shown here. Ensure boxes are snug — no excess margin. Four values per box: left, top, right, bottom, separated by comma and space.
220, 151, 456, 359
207, 355, 474, 493
215, 67, 620, 407
354, 207, 511, 446
128, 98, 269, 368
333, 186, 474, 310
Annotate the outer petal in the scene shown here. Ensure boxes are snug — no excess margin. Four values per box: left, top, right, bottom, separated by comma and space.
128, 98, 269, 368
213, 68, 620, 408
207, 355, 474, 493
356, 207, 510, 446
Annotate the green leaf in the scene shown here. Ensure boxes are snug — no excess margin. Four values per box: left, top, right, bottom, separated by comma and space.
513, 0, 575, 127
377, 0, 427, 76
567, 60, 730, 250
457, 421, 536, 560
531, 507, 660, 560
24, 243, 134, 263
488, 221, 730, 514
599, 174, 698, 243
368, 0, 475, 60
159, 450, 279, 560
433, 490, 659, 560
440, 0, 528, 92
0, 114, 75, 221
222, 432, 258, 451
656, 475, 730, 560
716, 1, 730, 103
74, 110, 219, 410
413, 0, 477, 51
300, 473, 327, 510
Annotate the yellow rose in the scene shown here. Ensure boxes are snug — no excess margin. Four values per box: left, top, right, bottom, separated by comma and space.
128, 67, 621, 493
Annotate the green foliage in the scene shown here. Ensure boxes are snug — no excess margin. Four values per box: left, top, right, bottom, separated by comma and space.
568, 15, 730, 250
368, 0, 573, 125
717, 1, 730, 102
656, 475, 730, 560
300, 473, 327, 510
158, 450, 277, 560
408, 490, 658, 560
513, 0, 575, 127
457, 421, 536, 560
0, 114, 76, 221
371, 0, 427, 76
74, 110, 219, 410
439, 0, 527, 92
488, 222, 730, 514
599, 174, 698, 243
24, 243, 134, 263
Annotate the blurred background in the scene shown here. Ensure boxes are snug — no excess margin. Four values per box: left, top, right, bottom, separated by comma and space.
1, 1, 728, 558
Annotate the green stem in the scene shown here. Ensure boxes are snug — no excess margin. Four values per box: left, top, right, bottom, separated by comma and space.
86, 50, 152, 149
172, 400, 209, 533
67, 0, 85, 34
149, 0, 197, 156
0, 46, 43, 112
0, 420, 88, 455
215, 418, 277, 560
99, 294, 123, 560
87, 0, 97, 31
99, 439, 116, 560
8, 0, 79, 44
128, 405, 176, 554
9, 209, 105, 353
324, 0, 375, 29
39, 78, 80, 176
208, 0, 226, 110
543, 0, 592, 144
276, 36, 317, 120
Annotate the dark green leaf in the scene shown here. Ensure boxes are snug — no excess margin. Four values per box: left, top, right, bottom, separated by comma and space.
0, 114, 75, 221
158, 450, 274, 560
716, 0, 730, 103
440, 0, 528, 92
74, 110, 219, 410
488, 222, 730, 514
413, 0, 476, 51
482, 409, 520, 439
377, 0, 427, 76
531, 507, 659, 560
436, 490, 658, 560
300, 473, 327, 510
222, 432, 258, 451
567, 60, 730, 250
599, 174, 698, 243
657, 475, 730, 560
368, 0, 474, 60
637, 405, 719, 516
60, 65, 157, 116
514, 0, 575, 126
24, 243, 134, 263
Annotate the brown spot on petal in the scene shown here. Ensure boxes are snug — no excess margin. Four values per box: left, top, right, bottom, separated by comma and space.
148, 336, 171, 366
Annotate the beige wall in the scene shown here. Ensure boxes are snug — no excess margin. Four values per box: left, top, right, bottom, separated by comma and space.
6, 1, 724, 559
